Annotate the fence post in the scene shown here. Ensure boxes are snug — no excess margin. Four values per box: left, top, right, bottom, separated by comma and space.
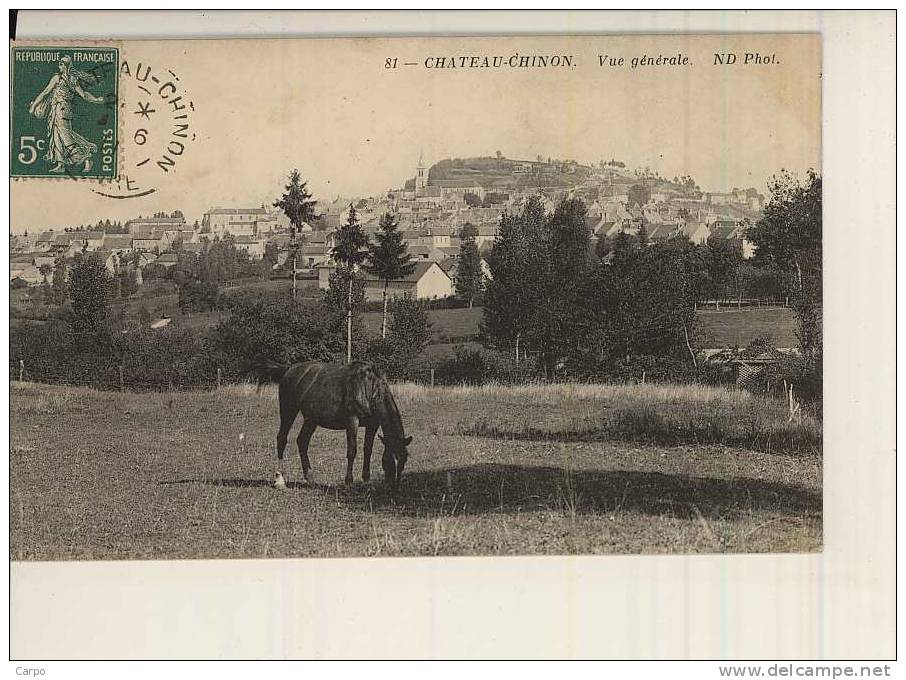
119, 365, 125, 393
19, 360, 24, 383
430, 368, 435, 388
217, 367, 222, 391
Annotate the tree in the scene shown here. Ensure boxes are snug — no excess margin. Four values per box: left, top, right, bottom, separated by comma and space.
748, 169, 822, 361
455, 234, 482, 307
637, 222, 649, 248
532, 198, 591, 376
261, 241, 279, 280
330, 205, 370, 363
482, 196, 592, 377
274, 169, 319, 300
463, 192, 482, 207
704, 233, 743, 308
213, 297, 345, 375
387, 294, 431, 357
459, 222, 479, 239
51, 258, 68, 304
364, 211, 415, 338
482, 197, 546, 362
115, 253, 140, 298
627, 183, 651, 208
68, 253, 111, 337
572, 242, 696, 373
178, 277, 219, 312
365, 294, 433, 380
38, 263, 52, 286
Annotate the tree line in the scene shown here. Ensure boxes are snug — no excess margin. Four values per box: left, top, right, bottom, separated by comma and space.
480, 169, 821, 392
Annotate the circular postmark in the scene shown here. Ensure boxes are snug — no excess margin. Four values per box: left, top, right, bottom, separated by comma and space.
92, 59, 197, 199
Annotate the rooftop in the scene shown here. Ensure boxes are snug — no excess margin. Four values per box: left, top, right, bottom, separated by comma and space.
364, 260, 440, 284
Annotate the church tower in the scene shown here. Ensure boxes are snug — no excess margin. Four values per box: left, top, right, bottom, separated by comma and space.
415, 151, 427, 194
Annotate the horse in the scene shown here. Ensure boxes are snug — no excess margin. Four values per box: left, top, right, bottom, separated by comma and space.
250, 360, 412, 490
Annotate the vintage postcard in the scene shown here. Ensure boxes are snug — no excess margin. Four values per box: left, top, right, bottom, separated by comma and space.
10, 33, 823, 564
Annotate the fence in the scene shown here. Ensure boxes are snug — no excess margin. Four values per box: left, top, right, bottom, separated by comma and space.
697, 297, 790, 311
13, 360, 223, 392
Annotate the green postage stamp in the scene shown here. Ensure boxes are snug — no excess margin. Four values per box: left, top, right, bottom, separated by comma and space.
10, 45, 118, 179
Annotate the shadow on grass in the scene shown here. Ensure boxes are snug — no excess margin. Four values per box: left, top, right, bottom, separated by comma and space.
163, 463, 821, 521
460, 419, 822, 457
160, 478, 331, 491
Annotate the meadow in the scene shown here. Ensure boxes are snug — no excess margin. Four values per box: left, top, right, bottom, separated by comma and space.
10, 380, 821, 560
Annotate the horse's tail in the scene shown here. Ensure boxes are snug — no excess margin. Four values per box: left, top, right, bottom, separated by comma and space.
246, 359, 292, 390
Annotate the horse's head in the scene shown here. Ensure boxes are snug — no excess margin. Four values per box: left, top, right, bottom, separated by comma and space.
379, 433, 412, 490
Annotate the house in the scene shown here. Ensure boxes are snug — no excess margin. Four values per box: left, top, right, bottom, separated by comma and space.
404, 227, 452, 249
297, 243, 331, 268
472, 224, 499, 250
160, 229, 198, 250
648, 223, 681, 243
94, 250, 121, 273
681, 220, 711, 245
202, 207, 277, 238
9, 264, 43, 286
439, 256, 491, 284
136, 252, 158, 268
155, 253, 181, 269
232, 235, 267, 259
406, 245, 447, 262
33, 254, 57, 270
133, 233, 164, 251
102, 234, 134, 253
316, 263, 334, 290
126, 216, 186, 234
32, 232, 58, 252
363, 261, 454, 302
710, 219, 756, 258
181, 242, 205, 255
307, 230, 337, 250
55, 231, 104, 252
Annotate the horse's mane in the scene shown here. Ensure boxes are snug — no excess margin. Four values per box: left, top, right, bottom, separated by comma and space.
346, 362, 407, 446
345, 361, 389, 417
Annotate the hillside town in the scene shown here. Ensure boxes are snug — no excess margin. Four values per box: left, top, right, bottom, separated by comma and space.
10, 152, 763, 301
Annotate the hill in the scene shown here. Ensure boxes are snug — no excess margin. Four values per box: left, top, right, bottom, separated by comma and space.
427, 155, 593, 190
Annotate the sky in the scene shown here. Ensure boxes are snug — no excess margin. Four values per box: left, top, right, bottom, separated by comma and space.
10, 33, 821, 233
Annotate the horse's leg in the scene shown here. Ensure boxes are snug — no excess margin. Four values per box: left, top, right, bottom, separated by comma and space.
362, 422, 377, 483
275, 392, 298, 488
296, 419, 317, 484
344, 415, 359, 486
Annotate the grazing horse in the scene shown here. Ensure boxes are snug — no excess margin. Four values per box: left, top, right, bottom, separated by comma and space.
251, 360, 412, 489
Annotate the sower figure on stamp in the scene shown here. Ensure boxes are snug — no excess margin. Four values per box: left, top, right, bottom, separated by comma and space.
27, 56, 105, 174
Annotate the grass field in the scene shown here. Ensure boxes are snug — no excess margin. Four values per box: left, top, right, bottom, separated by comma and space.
10, 380, 821, 560
367, 306, 798, 349
11, 293, 797, 354
695, 307, 798, 348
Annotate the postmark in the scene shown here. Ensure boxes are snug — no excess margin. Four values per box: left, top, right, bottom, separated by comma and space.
91, 59, 197, 199
10, 45, 118, 179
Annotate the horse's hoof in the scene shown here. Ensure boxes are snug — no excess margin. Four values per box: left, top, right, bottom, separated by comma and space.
274, 473, 286, 489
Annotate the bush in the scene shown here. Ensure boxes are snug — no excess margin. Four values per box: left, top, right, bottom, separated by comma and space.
593, 355, 700, 384
210, 297, 345, 380
121, 327, 219, 389
434, 346, 537, 385
178, 278, 219, 312
10, 321, 218, 390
